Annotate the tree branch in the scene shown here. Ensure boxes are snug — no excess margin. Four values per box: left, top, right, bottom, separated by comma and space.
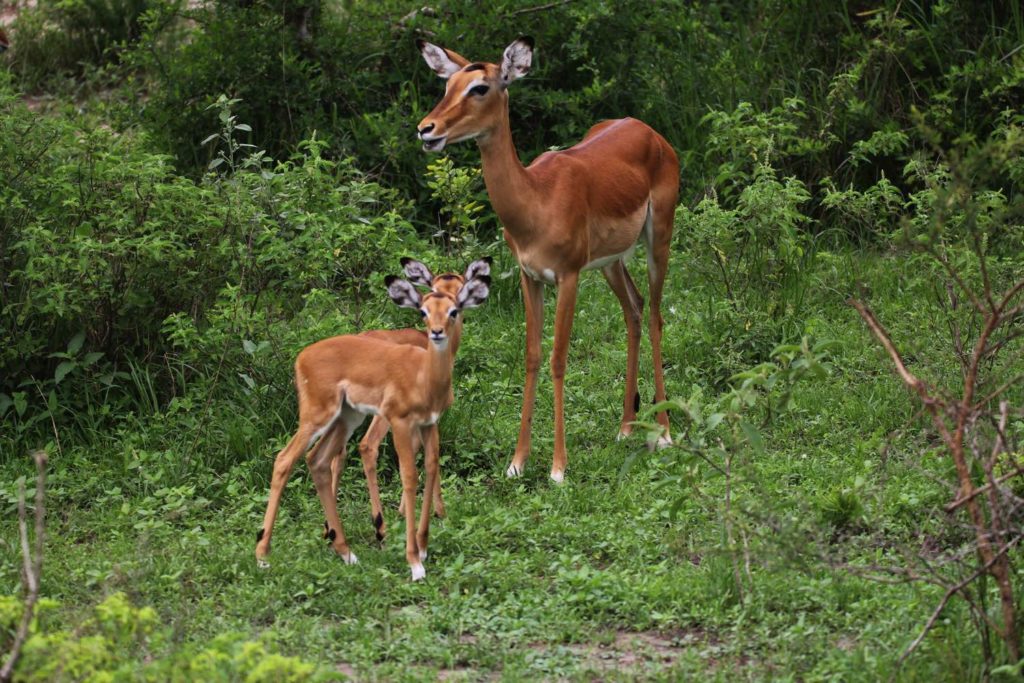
1, 451, 47, 683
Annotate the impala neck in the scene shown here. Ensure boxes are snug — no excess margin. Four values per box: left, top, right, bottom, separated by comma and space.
426, 336, 454, 403
477, 99, 535, 236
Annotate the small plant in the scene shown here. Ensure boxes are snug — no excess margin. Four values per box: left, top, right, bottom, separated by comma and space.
424, 156, 487, 258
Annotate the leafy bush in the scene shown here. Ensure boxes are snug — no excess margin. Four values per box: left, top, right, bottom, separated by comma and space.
6, 0, 154, 90
0, 80, 424, 449
2, 592, 322, 681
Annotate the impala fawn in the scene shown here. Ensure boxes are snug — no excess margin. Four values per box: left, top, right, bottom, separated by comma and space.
255, 268, 490, 580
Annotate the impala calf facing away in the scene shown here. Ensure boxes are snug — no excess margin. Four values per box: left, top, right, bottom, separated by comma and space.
417, 37, 680, 483
255, 272, 490, 580
331, 257, 492, 545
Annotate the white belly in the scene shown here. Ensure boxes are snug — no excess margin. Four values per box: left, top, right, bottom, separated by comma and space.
583, 242, 638, 271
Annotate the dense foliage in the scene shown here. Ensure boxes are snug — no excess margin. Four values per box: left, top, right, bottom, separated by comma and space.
2, 0, 1023, 680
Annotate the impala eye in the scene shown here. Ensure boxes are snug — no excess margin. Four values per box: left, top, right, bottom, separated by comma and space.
469, 84, 490, 97
449, 309, 459, 319
419, 309, 427, 318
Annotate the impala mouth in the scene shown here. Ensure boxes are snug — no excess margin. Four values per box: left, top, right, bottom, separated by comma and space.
421, 135, 447, 152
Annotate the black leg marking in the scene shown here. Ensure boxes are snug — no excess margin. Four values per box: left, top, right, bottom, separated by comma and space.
256, 528, 265, 543
633, 391, 641, 412
323, 520, 330, 539
374, 513, 385, 542
327, 528, 337, 542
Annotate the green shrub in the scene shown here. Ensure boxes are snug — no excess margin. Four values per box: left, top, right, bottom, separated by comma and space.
0, 81, 424, 449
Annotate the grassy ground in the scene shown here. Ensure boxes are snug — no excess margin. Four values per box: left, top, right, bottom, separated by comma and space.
0, 247, 994, 681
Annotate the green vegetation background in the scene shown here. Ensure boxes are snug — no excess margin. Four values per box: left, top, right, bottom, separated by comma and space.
1, 0, 1023, 679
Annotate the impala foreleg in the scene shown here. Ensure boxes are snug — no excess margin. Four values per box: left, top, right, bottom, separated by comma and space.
549, 271, 579, 483
603, 261, 644, 440
255, 427, 315, 567
508, 274, 545, 477
416, 424, 440, 561
392, 420, 424, 580
308, 419, 358, 565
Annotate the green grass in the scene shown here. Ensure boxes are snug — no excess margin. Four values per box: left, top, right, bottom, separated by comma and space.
0, 248, 999, 681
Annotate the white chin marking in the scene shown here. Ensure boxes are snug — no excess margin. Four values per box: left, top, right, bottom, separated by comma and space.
431, 338, 448, 351
422, 138, 446, 152
550, 470, 565, 484
256, 558, 270, 570
506, 463, 522, 478
419, 549, 428, 561
343, 552, 359, 565
411, 563, 426, 581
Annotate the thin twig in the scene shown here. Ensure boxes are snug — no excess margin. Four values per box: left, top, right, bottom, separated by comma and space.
509, 0, 576, 16
1, 451, 47, 683
895, 536, 1020, 671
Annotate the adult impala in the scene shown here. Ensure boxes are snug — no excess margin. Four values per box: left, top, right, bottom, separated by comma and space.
255, 271, 490, 580
417, 37, 679, 483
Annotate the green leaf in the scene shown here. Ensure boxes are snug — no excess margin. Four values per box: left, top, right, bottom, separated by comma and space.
739, 421, 765, 455
67, 331, 86, 355
242, 339, 257, 355
234, 123, 252, 132
83, 352, 104, 366
0, 393, 11, 417
13, 392, 27, 417
208, 158, 225, 170
54, 361, 76, 384
706, 412, 725, 431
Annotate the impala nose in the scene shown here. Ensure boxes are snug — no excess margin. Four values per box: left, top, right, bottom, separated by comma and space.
418, 123, 435, 137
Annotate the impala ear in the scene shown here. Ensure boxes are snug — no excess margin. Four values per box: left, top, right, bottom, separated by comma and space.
401, 257, 435, 288
500, 36, 533, 89
463, 255, 492, 282
456, 275, 491, 309
417, 39, 469, 79
385, 276, 422, 309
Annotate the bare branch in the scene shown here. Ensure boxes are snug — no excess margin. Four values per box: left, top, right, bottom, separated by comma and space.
895, 536, 1020, 670
508, 0, 577, 16
1, 451, 47, 683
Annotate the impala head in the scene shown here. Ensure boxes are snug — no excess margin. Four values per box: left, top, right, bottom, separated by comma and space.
400, 256, 493, 298
416, 37, 533, 152
386, 272, 491, 349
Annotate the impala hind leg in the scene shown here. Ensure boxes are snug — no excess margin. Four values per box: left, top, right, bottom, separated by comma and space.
602, 260, 644, 441
359, 415, 391, 545
646, 196, 675, 448
256, 425, 316, 567
320, 421, 352, 539
308, 411, 360, 564
507, 273, 545, 478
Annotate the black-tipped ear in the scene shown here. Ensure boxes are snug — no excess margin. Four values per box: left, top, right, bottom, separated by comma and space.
386, 277, 422, 310
401, 257, 435, 288
500, 37, 533, 89
464, 256, 492, 282
457, 274, 491, 309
